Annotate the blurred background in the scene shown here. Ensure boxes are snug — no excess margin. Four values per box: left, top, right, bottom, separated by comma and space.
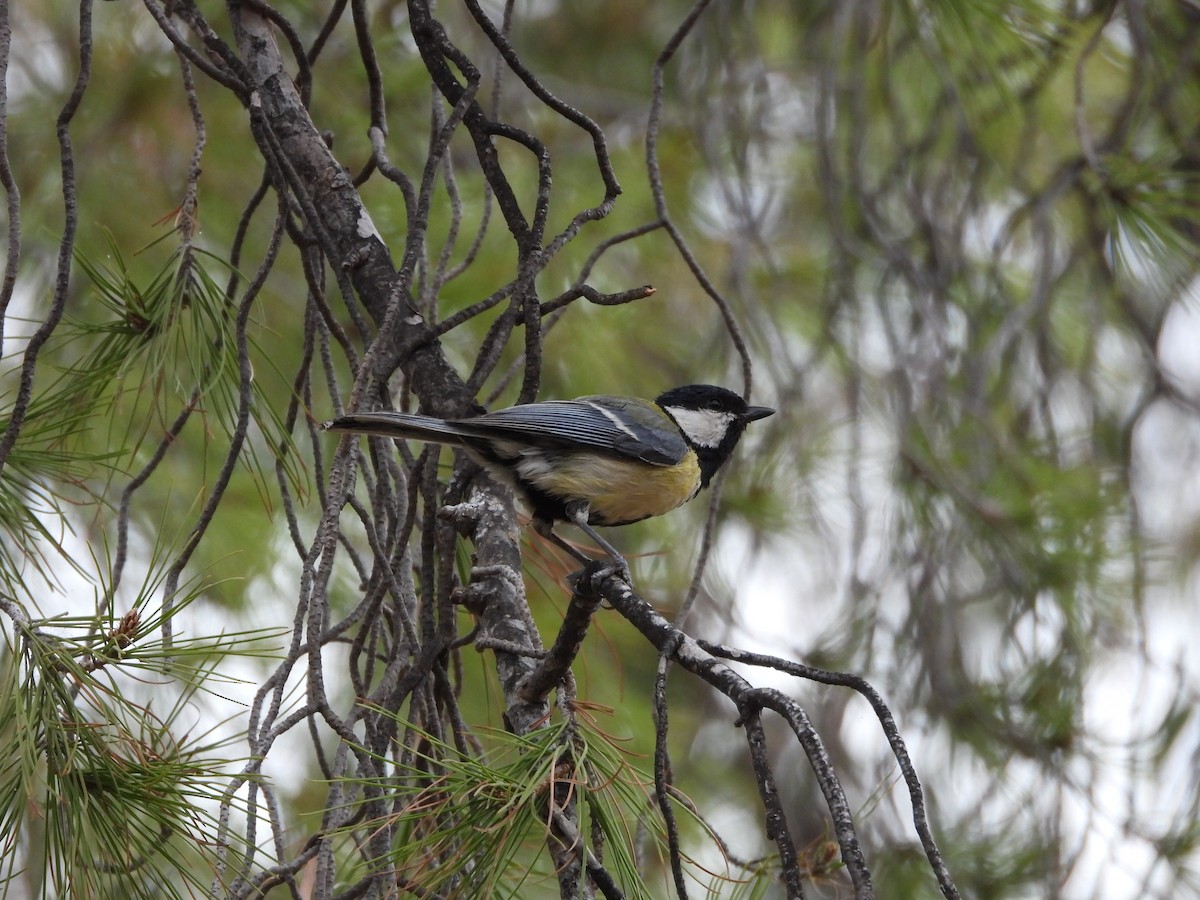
2, 1, 1200, 897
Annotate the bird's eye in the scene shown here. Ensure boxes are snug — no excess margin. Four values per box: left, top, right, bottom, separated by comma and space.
707, 399, 723, 410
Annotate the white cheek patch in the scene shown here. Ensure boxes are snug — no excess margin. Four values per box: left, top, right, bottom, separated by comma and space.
663, 407, 735, 448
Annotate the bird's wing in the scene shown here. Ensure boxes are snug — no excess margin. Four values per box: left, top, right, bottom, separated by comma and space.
456, 397, 688, 466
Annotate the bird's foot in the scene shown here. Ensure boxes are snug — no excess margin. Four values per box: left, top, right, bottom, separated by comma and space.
566, 554, 631, 597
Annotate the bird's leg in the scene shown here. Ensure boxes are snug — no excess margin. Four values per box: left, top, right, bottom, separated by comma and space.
533, 517, 593, 567
563, 502, 631, 582
531, 508, 631, 586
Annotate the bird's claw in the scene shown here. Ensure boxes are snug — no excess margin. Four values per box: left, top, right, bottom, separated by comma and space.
566, 555, 631, 596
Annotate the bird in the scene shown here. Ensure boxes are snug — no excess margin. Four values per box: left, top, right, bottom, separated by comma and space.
323, 384, 773, 570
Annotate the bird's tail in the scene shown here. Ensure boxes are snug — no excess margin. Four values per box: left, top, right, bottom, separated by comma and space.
322, 411, 475, 446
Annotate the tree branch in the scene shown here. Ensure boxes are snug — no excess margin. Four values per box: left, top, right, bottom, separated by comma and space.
593, 574, 876, 899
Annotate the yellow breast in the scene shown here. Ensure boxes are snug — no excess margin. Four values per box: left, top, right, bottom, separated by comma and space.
518, 450, 702, 526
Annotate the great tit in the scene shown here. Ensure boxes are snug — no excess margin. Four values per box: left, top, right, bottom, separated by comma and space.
324, 384, 773, 567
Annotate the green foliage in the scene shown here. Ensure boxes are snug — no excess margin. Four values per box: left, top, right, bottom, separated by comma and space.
332, 711, 787, 898
65, 235, 306, 499
332, 717, 635, 897
0, 586, 275, 899
3, 0, 1200, 897
0, 227, 291, 896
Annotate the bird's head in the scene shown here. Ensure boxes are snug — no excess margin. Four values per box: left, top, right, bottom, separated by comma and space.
656, 384, 774, 486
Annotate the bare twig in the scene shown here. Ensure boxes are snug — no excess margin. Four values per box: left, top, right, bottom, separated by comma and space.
0, 0, 20, 350
518, 574, 605, 704
595, 576, 876, 899
0, 0, 93, 476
